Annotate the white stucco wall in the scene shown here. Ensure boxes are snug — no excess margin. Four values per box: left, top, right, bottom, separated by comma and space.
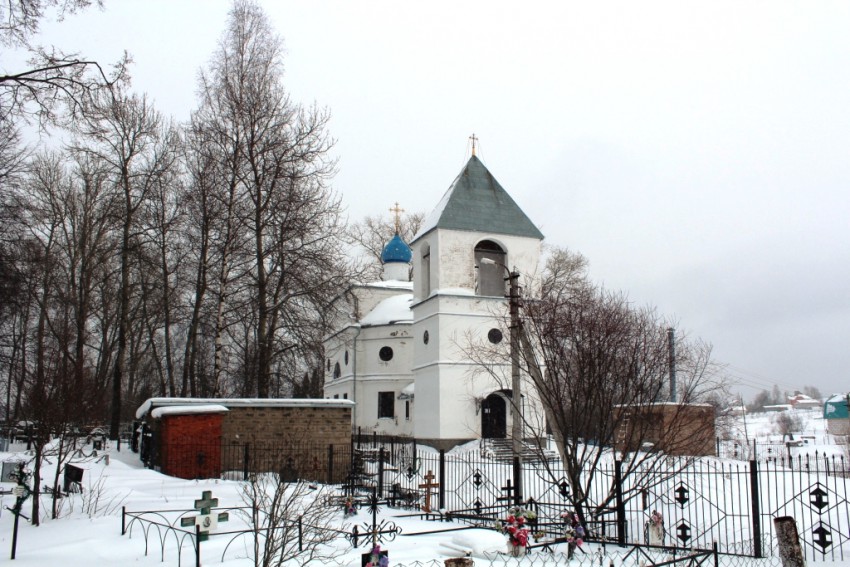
412, 229, 542, 302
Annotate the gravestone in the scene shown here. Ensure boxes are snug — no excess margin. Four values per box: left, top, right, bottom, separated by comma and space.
64, 464, 84, 493
2, 461, 24, 483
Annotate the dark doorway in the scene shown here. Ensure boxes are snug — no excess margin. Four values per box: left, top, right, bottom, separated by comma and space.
481, 393, 507, 438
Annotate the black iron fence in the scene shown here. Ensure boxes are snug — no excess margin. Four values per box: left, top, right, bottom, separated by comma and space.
360, 442, 850, 562
143, 435, 850, 561
144, 439, 353, 484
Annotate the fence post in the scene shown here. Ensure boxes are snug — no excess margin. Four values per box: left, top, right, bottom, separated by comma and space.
439, 450, 446, 510
327, 444, 334, 484
195, 524, 201, 567
378, 447, 385, 497
243, 443, 250, 481
298, 516, 304, 552
713, 541, 719, 567
615, 460, 626, 546
513, 456, 523, 506
750, 460, 763, 558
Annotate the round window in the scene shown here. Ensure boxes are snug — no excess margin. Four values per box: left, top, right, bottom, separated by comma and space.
423, 330, 429, 345
379, 346, 394, 361
488, 328, 504, 344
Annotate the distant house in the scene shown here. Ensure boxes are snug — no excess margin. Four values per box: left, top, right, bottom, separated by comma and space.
787, 392, 821, 410
823, 394, 850, 437
762, 404, 793, 413
724, 405, 747, 417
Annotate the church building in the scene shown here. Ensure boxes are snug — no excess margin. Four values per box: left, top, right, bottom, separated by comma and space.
323, 154, 545, 450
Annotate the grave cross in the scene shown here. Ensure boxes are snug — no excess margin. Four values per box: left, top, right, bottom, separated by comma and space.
418, 470, 440, 513
180, 490, 229, 542
348, 487, 401, 549
498, 479, 516, 506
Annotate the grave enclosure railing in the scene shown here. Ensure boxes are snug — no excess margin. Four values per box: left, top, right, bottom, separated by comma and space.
146, 436, 850, 561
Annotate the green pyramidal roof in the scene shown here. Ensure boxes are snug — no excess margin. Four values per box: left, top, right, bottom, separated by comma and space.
412, 155, 544, 243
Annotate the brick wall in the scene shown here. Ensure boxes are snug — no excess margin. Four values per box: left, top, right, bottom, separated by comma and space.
160, 413, 223, 479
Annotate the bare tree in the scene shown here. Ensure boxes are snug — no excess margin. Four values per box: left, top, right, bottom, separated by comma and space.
190, 0, 350, 398
0, 0, 130, 125
523, 247, 727, 520
468, 246, 728, 524
71, 88, 180, 438
240, 475, 344, 567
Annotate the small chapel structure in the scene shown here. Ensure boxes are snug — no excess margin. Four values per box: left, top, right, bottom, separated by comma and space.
323, 153, 545, 450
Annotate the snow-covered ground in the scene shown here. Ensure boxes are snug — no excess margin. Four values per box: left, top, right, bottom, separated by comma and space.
0, 408, 847, 566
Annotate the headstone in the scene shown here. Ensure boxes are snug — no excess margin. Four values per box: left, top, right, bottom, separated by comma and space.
63, 464, 84, 493
361, 548, 388, 567
647, 510, 664, 546
774, 516, 805, 567
2, 461, 23, 483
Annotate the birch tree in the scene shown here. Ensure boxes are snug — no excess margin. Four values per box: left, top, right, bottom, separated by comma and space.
190, 0, 349, 397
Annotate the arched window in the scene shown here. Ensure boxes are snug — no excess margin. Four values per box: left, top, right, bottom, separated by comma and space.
475, 240, 507, 296
421, 244, 431, 297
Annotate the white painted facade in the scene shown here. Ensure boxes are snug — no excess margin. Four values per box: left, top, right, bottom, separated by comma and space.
323, 156, 545, 448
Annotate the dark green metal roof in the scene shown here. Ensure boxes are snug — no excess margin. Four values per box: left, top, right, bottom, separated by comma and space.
413, 155, 544, 242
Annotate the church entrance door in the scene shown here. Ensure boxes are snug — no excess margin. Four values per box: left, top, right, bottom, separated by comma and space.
481, 393, 507, 438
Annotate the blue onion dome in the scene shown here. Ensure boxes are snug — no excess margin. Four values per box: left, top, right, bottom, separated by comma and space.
381, 233, 412, 263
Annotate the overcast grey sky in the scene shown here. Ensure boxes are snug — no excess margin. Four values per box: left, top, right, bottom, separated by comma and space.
25, 1, 850, 400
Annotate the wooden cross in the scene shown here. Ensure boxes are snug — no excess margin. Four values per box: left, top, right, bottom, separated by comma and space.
469, 133, 479, 156
388, 202, 404, 234
180, 490, 229, 542
418, 470, 440, 513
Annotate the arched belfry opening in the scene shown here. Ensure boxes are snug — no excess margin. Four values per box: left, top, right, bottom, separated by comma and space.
475, 240, 506, 296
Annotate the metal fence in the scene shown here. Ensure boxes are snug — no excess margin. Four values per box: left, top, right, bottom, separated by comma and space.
143, 438, 353, 484
143, 434, 850, 561
361, 442, 850, 562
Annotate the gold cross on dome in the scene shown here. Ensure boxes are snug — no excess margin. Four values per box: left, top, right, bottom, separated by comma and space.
389, 202, 405, 233
469, 133, 479, 156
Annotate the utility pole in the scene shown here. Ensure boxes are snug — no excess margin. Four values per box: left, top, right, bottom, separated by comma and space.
481, 257, 524, 504
508, 267, 523, 505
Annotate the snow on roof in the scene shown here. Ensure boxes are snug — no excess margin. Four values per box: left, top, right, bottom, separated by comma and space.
398, 383, 415, 400
360, 294, 413, 326
136, 397, 354, 419
352, 280, 413, 290
151, 405, 229, 419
